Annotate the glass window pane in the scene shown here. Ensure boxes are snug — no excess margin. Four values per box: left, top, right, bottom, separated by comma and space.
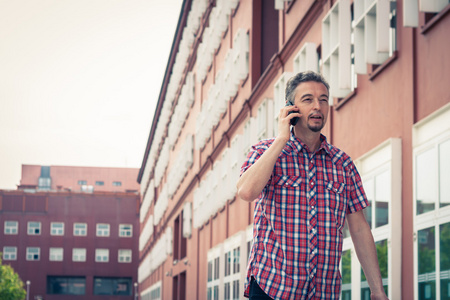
341, 250, 351, 300
376, 240, 389, 294
375, 170, 390, 227
440, 222, 450, 300
47, 276, 85, 295
418, 227, 436, 300
363, 178, 374, 229
416, 148, 437, 214
439, 139, 450, 208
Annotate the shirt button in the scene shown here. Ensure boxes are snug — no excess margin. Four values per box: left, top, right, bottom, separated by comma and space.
312, 228, 316, 234
310, 181, 314, 186
310, 274, 314, 278
311, 205, 315, 209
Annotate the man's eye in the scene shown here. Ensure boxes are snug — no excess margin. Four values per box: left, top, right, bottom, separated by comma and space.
320, 98, 328, 102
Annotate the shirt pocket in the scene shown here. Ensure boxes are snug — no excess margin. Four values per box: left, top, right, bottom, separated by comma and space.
270, 175, 303, 205
325, 181, 346, 229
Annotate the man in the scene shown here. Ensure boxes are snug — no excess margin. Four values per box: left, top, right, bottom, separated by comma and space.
237, 71, 388, 300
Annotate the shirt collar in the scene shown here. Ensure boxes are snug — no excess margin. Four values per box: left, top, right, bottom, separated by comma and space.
288, 128, 331, 155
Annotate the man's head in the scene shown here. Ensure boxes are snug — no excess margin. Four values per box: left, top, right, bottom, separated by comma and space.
285, 71, 329, 104
285, 71, 330, 133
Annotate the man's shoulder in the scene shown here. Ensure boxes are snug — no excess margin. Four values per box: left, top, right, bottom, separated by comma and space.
252, 138, 276, 149
326, 142, 354, 167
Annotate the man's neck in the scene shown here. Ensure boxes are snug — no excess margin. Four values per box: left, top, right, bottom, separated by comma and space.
293, 128, 322, 152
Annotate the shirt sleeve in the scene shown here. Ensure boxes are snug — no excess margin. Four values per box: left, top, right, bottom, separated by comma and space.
346, 161, 370, 214
239, 141, 270, 177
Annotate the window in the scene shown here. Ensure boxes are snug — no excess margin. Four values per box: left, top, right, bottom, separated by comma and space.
3, 246, 17, 261
341, 249, 352, 299
95, 249, 109, 262
413, 104, 450, 300
224, 247, 240, 300
95, 181, 104, 186
403, 0, 450, 27
172, 272, 187, 300
342, 138, 402, 299
27, 221, 41, 235
207, 246, 221, 300
174, 213, 187, 262
256, 100, 268, 141
47, 276, 86, 295
4, 221, 18, 234
274, 0, 292, 10
294, 43, 319, 74
112, 181, 122, 186
26, 247, 40, 261
321, 0, 352, 100
363, 169, 390, 229
93, 277, 132, 296
223, 231, 246, 300
119, 224, 132, 237
118, 249, 132, 263
141, 281, 162, 300
96, 224, 110, 237
273, 72, 293, 136
50, 248, 63, 261
353, 0, 397, 75
74, 223, 87, 236
77, 180, 87, 185
51, 222, 64, 236
72, 248, 86, 262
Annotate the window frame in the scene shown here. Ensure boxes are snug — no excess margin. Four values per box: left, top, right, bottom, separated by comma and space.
4, 220, 18, 235
223, 231, 246, 300
95, 248, 109, 263
50, 222, 64, 236
118, 249, 132, 263
96, 223, 110, 237
73, 223, 87, 236
207, 245, 222, 300
3, 246, 17, 261
413, 104, 450, 300
27, 221, 41, 235
119, 224, 133, 237
341, 138, 402, 299
72, 248, 87, 262
26, 247, 40, 261
50, 247, 64, 262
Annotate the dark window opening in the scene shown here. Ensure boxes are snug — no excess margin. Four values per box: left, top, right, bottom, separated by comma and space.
93, 277, 132, 296
47, 276, 86, 295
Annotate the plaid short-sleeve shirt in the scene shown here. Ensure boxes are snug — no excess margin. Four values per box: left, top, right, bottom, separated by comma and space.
241, 132, 369, 300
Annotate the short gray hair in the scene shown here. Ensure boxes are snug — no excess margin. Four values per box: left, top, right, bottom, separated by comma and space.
285, 71, 330, 103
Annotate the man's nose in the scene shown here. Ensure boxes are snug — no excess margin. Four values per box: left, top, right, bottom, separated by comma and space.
312, 99, 321, 110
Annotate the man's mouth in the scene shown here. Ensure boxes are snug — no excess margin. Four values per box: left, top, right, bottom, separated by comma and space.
310, 114, 322, 120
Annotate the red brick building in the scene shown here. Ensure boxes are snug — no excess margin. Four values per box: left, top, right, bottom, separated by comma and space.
1, 165, 140, 300
137, 1, 450, 300
18, 164, 140, 193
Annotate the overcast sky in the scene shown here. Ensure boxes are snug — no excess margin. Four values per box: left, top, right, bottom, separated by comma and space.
0, 0, 182, 189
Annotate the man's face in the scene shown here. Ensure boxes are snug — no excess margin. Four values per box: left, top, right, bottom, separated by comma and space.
293, 81, 329, 133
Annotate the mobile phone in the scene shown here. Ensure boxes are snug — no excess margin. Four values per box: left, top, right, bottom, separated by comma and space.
286, 100, 299, 126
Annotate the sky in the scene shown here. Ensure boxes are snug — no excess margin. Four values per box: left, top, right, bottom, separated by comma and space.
0, 0, 183, 189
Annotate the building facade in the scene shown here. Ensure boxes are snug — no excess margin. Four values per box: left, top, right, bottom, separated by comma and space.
18, 164, 140, 193
0, 166, 140, 300
137, 1, 450, 299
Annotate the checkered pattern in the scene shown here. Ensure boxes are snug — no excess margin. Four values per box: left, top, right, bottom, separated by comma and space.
241, 132, 368, 300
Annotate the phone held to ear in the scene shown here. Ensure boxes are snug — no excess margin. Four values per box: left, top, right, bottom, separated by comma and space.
286, 100, 299, 126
